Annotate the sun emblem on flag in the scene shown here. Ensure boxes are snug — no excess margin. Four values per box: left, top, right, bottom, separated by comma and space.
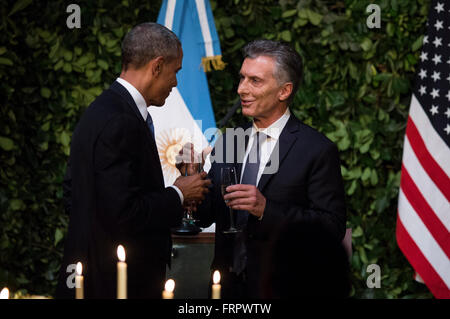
156, 128, 192, 185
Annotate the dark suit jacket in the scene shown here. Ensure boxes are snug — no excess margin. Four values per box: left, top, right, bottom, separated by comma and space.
56, 81, 183, 299
195, 113, 346, 298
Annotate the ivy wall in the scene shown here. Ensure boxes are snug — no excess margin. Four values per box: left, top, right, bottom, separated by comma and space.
0, 0, 432, 298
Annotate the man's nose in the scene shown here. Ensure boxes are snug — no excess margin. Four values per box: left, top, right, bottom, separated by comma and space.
237, 79, 247, 95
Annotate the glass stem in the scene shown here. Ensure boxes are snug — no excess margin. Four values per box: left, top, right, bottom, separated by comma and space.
228, 207, 236, 229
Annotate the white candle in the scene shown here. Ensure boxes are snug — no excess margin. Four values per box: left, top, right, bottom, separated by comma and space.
117, 245, 127, 299
162, 279, 175, 299
75, 262, 84, 299
212, 270, 221, 299
0, 287, 9, 299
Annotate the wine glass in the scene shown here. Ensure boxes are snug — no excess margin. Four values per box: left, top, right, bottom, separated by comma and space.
182, 164, 199, 223
221, 167, 241, 234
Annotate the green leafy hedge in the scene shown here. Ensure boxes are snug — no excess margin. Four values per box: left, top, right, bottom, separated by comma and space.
0, 0, 432, 298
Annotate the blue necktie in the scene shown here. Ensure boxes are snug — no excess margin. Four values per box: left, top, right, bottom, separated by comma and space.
146, 112, 155, 140
233, 132, 267, 275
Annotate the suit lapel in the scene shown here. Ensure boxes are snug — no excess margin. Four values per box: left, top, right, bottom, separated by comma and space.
110, 81, 165, 187
257, 115, 299, 191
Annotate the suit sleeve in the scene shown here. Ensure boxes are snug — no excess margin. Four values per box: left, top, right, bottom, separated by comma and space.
192, 165, 218, 228
261, 142, 347, 242
94, 114, 183, 236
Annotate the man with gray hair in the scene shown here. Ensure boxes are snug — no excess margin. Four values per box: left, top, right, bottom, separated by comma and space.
56, 22, 211, 298
188, 39, 346, 298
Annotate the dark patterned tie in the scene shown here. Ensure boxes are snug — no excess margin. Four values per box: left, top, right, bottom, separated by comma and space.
233, 132, 267, 275
146, 111, 155, 140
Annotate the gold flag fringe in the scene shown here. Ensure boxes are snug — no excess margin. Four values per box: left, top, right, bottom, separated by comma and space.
201, 55, 226, 72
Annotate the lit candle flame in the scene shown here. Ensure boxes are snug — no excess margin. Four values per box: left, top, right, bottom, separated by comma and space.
117, 245, 126, 262
213, 270, 221, 284
165, 279, 175, 293
76, 262, 83, 276
0, 287, 9, 299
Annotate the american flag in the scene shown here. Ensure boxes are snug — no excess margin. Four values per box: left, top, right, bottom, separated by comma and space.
396, 0, 450, 299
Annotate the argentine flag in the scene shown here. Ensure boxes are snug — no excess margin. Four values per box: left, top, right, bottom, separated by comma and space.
149, 0, 225, 187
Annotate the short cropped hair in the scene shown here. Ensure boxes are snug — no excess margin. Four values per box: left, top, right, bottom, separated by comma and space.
121, 22, 181, 71
243, 40, 303, 105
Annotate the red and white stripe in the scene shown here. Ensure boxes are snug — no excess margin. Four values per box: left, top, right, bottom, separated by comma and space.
397, 94, 450, 299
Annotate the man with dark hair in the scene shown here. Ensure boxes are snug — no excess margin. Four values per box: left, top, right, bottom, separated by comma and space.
186, 39, 347, 298
56, 22, 211, 299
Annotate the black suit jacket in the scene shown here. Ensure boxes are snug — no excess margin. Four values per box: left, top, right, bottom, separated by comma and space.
195, 114, 346, 297
56, 81, 183, 299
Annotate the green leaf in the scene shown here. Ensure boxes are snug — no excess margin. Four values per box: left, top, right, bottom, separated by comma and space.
348, 62, 358, 80
10, 199, 24, 211
370, 169, 379, 186
41, 121, 50, 132
224, 28, 234, 38
54, 59, 64, 71
386, 23, 395, 37
360, 38, 373, 51
0, 136, 14, 151
8, 0, 33, 17
370, 148, 380, 160
280, 30, 291, 42
346, 167, 362, 180
337, 136, 350, 151
294, 18, 308, 27
74, 47, 82, 56
298, 9, 308, 19
412, 35, 424, 51
347, 179, 357, 195
361, 167, 371, 181
307, 9, 323, 26
63, 63, 72, 73
0, 57, 13, 66
60, 131, 71, 147
8, 110, 16, 123
54, 228, 64, 246
76, 55, 92, 66
282, 9, 297, 18
39, 141, 48, 151
358, 246, 368, 264
64, 50, 73, 62
97, 59, 109, 70
40, 87, 51, 99
359, 140, 372, 153
352, 226, 363, 237
375, 196, 389, 213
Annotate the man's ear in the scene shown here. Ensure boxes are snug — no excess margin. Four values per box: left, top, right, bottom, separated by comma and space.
151, 56, 165, 76
278, 82, 293, 102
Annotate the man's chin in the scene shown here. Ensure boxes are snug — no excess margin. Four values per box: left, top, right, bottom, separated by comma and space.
152, 101, 165, 107
241, 108, 253, 118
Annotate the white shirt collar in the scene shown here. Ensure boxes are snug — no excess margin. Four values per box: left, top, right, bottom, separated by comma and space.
116, 77, 148, 121
252, 107, 291, 140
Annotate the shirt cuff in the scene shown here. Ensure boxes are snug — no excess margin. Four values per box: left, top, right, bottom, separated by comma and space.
169, 185, 184, 205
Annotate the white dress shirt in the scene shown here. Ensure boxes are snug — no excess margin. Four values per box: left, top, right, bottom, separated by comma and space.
240, 107, 291, 185
116, 78, 184, 204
